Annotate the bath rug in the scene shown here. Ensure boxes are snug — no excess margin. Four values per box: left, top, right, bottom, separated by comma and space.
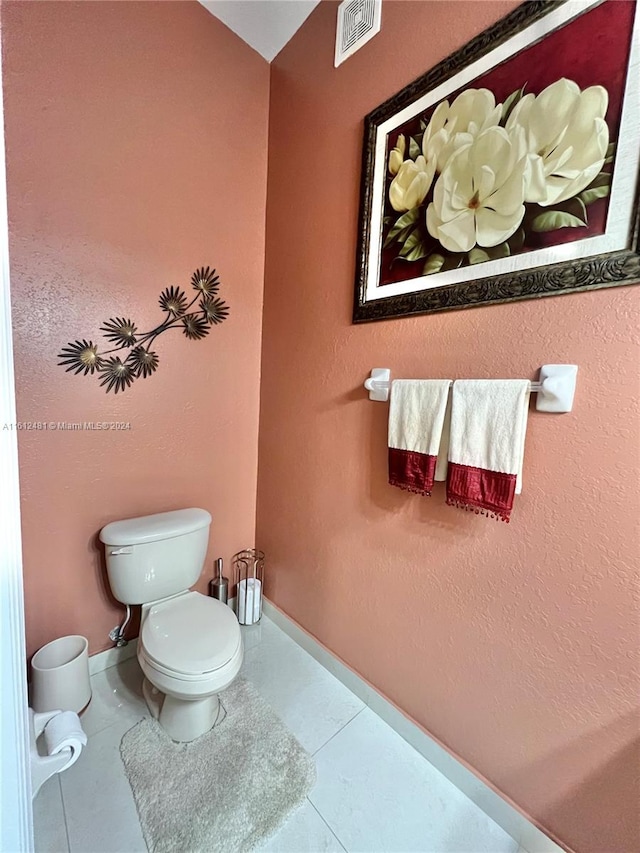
120, 678, 316, 853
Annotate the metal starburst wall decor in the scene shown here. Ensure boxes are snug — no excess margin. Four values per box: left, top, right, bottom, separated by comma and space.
58, 267, 229, 394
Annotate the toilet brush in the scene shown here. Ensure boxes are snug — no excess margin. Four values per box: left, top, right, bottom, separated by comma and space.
209, 557, 229, 604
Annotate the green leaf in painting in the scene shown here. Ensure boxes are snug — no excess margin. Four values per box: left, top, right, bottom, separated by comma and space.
557, 196, 587, 223
409, 137, 421, 160
468, 247, 490, 264
422, 249, 467, 275
485, 242, 511, 260
531, 210, 587, 232
401, 228, 423, 252
507, 228, 525, 252
384, 208, 420, 246
579, 184, 610, 207
584, 171, 612, 191
501, 86, 525, 125
604, 141, 615, 165
423, 253, 445, 275
441, 253, 465, 272
403, 244, 429, 262
399, 227, 428, 261
383, 226, 410, 249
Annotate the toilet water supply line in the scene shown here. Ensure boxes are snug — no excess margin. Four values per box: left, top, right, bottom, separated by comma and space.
109, 604, 131, 647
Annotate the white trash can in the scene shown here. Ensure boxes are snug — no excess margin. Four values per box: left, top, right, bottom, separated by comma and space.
31, 635, 91, 714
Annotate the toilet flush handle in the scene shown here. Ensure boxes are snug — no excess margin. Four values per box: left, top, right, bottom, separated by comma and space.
109, 547, 133, 556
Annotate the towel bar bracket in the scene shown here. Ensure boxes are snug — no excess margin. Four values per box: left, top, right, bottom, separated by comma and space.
363, 364, 578, 413
363, 368, 391, 402
534, 364, 578, 413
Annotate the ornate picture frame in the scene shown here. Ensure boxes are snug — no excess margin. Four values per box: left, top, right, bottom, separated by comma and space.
353, 0, 640, 322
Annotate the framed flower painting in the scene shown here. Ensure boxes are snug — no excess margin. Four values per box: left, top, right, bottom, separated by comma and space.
353, 0, 640, 322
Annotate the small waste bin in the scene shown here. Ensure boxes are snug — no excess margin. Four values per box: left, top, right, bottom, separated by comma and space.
31, 635, 91, 714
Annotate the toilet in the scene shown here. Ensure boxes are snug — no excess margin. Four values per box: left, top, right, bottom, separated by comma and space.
99, 508, 243, 742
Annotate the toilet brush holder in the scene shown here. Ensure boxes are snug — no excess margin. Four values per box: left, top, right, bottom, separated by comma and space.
209, 557, 229, 604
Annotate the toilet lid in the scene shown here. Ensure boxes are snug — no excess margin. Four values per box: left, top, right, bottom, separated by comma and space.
142, 592, 240, 676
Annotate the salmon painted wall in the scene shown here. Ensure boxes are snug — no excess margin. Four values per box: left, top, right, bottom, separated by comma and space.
2, 1, 269, 657
258, 3, 640, 853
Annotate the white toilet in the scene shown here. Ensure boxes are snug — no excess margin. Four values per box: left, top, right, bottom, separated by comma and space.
100, 508, 243, 742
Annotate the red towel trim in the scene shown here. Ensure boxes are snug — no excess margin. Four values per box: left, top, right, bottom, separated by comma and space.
446, 462, 516, 522
389, 448, 437, 496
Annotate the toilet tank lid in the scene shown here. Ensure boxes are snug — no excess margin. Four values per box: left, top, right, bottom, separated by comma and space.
99, 508, 211, 546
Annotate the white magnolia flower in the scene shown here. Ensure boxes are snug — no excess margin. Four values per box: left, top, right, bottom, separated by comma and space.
506, 78, 609, 206
389, 155, 436, 212
426, 126, 526, 253
388, 134, 406, 176
423, 89, 503, 174
420, 100, 450, 168
387, 89, 502, 215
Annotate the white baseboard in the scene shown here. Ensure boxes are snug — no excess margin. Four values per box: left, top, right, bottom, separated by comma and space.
261, 599, 565, 853
89, 639, 137, 675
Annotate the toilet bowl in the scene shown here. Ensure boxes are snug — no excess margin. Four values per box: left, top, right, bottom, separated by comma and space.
138, 591, 243, 741
100, 507, 243, 743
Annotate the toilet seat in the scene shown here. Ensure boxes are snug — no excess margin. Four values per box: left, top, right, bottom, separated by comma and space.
141, 591, 241, 677
140, 649, 240, 683
138, 633, 243, 702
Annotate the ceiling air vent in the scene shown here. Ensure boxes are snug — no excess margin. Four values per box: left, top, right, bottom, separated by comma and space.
334, 0, 382, 67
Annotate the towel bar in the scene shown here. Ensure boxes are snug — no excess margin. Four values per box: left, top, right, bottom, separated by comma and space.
364, 365, 578, 413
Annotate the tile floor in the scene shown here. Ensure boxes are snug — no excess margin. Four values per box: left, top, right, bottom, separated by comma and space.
34, 616, 526, 853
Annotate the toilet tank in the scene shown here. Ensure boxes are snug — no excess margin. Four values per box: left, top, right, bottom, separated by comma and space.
99, 508, 211, 605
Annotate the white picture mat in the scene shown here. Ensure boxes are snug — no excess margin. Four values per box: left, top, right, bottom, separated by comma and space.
364, 0, 640, 303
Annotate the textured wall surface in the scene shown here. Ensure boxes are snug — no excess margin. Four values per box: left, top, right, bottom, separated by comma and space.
3, 1, 270, 657
258, 3, 640, 853
4, 1, 640, 850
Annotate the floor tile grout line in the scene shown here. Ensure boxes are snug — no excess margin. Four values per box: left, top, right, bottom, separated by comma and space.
311, 704, 366, 757
81, 709, 147, 741
80, 712, 147, 742
305, 796, 349, 852
260, 618, 376, 717
56, 774, 72, 853
245, 618, 370, 760
80, 717, 121, 740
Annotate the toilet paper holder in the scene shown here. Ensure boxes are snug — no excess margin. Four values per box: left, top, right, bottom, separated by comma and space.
29, 708, 87, 799
233, 549, 265, 625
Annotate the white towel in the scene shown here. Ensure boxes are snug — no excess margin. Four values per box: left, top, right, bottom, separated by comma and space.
43, 710, 87, 773
388, 379, 451, 496
446, 379, 530, 522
